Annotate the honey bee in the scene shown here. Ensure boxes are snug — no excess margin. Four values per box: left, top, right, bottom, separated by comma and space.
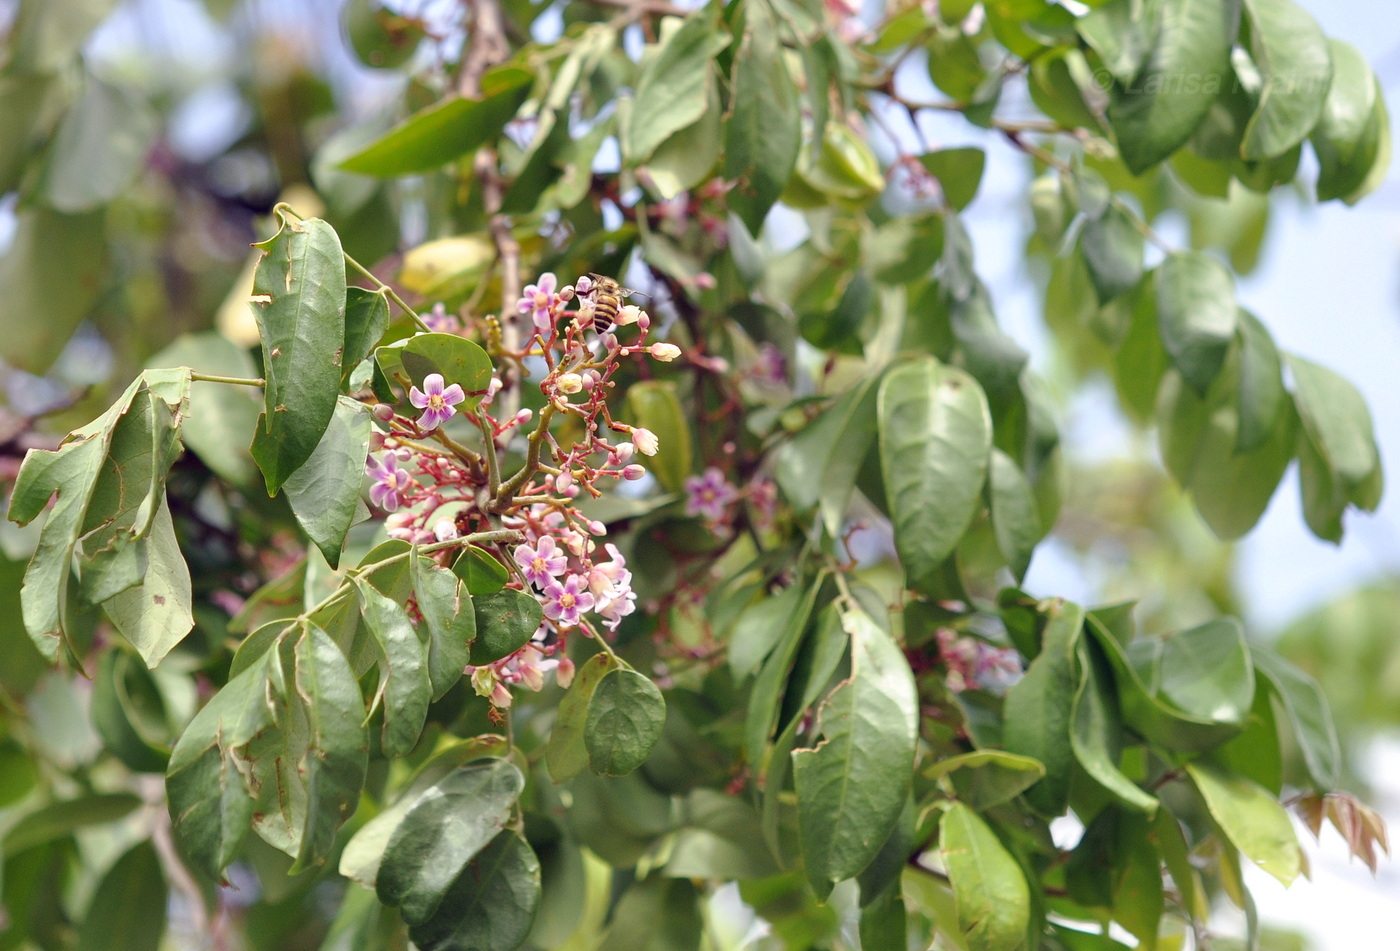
579, 273, 642, 332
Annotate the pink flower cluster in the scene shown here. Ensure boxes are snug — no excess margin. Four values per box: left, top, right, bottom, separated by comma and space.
936, 629, 1023, 694
512, 529, 636, 633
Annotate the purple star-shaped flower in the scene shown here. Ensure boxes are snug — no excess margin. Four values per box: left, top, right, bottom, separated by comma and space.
518, 273, 559, 336
513, 535, 568, 588
542, 574, 595, 627
684, 467, 738, 522
409, 373, 466, 431
366, 453, 413, 512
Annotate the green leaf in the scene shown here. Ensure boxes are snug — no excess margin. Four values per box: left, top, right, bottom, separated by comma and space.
166, 652, 277, 879
2, 792, 142, 854
288, 623, 370, 873
0, 206, 109, 375
1238, 0, 1332, 160
469, 587, 543, 665
601, 875, 703, 951
1134, 618, 1255, 727
1312, 42, 1389, 204
1252, 645, 1340, 790
377, 759, 526, 925
744, 581, 822, 768
343, 287, 391, 383
585, 667, 666, 776
1157, 367, 1295, 540
1186, 760, 1302, 885
723, 0, 801, 233
355, 578, 431, 758
625, 9, 730, 163
1084, 615, 1244, 752
0, 74, 59, 193
1002, 599, 1083, 816
1288, 354, 1382, 510
645, 87, 723, 200
939, 803, 1032, 951
728, 583, 801, 680
73, 840, 166, 951
102, 498, 195, 667
283, 397, 372, 568
248, 213, 348, 495
147, 332, 261, 486
1108, 0, 1238, 174
4, 0, 120, 73
1155, 251, 1237, 395
774, 374, 881, 537
90, 649, 170, 773
452, 545, 508, 596
988, 449, 1042, 583
1029, 49, 1103, 132
1071, 639, 1159, 814
412, 557, 476, 700
1078, 0, 1159, 85
546, 652, 620, 783
924, 750, 1047, 812
666, 790, 783, 880
918, 147, 987, 211
1079, 205, 1144, 303
339, 65, 533, 175
407, 831, 541, 951
400, 333, 494, 411
878, 358, 992, 597
793, 608, 918, 898
1235, 309, 1286, 452
624, 380, 693, 493
40, 75, 158, 214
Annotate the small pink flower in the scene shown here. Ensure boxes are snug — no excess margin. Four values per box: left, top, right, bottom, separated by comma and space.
514, 535, 568, 588
518, 273, 559, 336
589, 544, 637, 630
366, 453, 413, 511
542, 574, 595, 627
409, 373, 466, 431
632, 428, 659, 456
684, 467, 738, 522
423, 302, 461, 333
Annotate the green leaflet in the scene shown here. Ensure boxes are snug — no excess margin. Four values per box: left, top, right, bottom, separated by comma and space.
1108, 0, 1238, 174
1071, 638, 1159, 815
40, 74, 158, 214
10, 370, 192, 664
470, 587, 543, 665
878, 358, 992, 597
624, 8, 730, 163
1288, 354, 1383, 534
412, 556, 476, 700
355, 577, 432, 758
147, 332, 260, 487
377, 759, 526, 925
773, 372, 881, 538
1002, 599, 1083, 816
1238, 0, 1332, 161
939, 803, 1032, 951
1251, 645, 1340, 790
72, 840, 166, 951
585, 667, 666, 777
918, 148, 987, 212
342, 286, 391, 385
723, 0, 800, 233
792, 608, 918, 899
987, 449, 1042, 583
0, 206, 110, 376
1186, 760, 1303, 885
407, 831, 542, 951
248, 212, 347, 495
401, 333, 494, 412
1312, 41, 1389, 204
924, 750, 1046, 812
623, 381, 692, 493
1155, 251, 1237, 396
282, 396, 372, 568
339, 65, 533, 176
546, 652, 620, 783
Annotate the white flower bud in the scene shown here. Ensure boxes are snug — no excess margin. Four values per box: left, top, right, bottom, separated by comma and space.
557, 372, 584, 394
614, 304, 642, 327
614, 442, 635, 463
649, 343, 682, 362
433, 518, 459, 542
632, 428, 659, 456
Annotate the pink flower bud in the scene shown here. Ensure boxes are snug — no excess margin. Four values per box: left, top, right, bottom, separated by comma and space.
515, 408, 533, 425
555, 469, 573, 491
602, 333, 619, 350
622, 464, 646, 481
556, 656, 576, 689
637, 311, 651, 330
581, 370, 599, 390
565, 484, 580, 498
372, 403, 395, 421
693, 272, 717, 290
649, 343, 682, 362
614, 442, 635, 463
589, 520, 607, 536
